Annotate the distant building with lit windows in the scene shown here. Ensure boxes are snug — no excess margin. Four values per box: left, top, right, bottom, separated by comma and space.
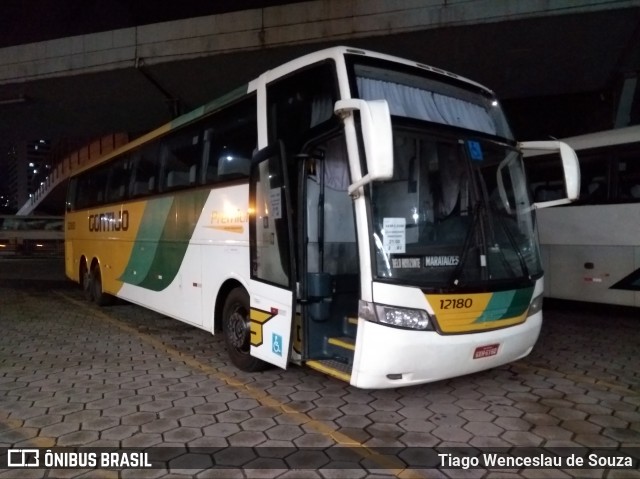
3, 140, 51, 212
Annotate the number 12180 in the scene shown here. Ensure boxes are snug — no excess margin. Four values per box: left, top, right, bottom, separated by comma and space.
440, 298, 473, 309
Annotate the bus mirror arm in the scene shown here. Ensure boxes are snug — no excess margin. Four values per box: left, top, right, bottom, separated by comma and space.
520, 140, 581, 209
347, 174, 373, 196
334, 99, 394, 196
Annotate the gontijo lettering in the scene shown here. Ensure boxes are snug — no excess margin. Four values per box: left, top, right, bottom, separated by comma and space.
89, 210, 129, 232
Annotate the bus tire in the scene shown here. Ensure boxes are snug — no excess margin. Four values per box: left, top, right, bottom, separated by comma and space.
90, 264, 113, 307
222, 288, 269, 372
81, 262, 93, 302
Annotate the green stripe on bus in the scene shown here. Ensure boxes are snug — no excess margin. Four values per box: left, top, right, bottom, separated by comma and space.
203, 85, 248, 115
474, 287, 533, 323
137, 190, 210, 291
501, 287, 534, 318
611, 268, 640, 291
170, 84, 248, 130
118, 197, 174, 286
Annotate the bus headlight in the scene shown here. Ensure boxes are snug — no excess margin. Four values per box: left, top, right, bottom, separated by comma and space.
527, 293, 543, 317
359, 300, 433, 330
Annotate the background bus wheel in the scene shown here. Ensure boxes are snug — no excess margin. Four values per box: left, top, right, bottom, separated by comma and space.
91, 265, 112, 306
81, 263, 93, 302
223, 288, 268, 372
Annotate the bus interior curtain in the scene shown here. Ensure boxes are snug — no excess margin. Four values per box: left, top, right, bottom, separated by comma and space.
310, 95, 334, 128
322, 137, 350, 191
356, 77, 497, 135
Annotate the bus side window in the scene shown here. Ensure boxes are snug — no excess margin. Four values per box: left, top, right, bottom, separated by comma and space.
217, 147, 251, 180
105, 157, 131, 204
576, 153, 610, 204
130, 145, 159, 197
161, 130, 202, 190
533, 183, 564, 202
267, 61, 338, 154
203, 128, 217, 183
617, 157, 640, 202
76, 166, 109, 209
203, 96, 257, 185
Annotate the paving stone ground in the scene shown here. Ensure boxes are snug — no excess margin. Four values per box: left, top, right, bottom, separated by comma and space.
0, 258, 638, 478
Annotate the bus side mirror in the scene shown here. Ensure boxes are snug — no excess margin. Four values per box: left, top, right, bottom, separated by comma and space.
520, 140, 580, 209
334, 99, 393, 195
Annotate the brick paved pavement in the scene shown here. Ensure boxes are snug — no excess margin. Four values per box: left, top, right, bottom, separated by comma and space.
0, 259, 638, 478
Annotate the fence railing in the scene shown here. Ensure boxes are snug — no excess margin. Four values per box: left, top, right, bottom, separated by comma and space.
17, 133, 129, 215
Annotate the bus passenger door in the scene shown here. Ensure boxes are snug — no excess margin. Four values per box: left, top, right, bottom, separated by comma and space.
248, 143, 296, 369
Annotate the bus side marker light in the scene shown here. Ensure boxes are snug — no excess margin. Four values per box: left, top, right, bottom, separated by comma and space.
584, 276, 604, 283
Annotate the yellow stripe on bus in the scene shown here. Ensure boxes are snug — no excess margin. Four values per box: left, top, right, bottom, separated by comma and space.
427, 292, 527, 333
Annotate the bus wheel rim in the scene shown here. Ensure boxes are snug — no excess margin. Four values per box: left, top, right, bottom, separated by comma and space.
228, 306, 249, 351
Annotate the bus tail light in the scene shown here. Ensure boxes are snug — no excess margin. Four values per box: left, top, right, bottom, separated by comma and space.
359, 300, 433, 330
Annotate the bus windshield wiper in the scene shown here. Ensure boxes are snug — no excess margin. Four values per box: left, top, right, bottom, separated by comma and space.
491, 211, 530, 279
448, 200, 483, 287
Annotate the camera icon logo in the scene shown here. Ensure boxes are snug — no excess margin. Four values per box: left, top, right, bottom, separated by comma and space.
7, 449, 40, 467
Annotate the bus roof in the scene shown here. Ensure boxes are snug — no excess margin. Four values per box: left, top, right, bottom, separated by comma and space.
71, 46, 497, 176
256, 46, 494, 95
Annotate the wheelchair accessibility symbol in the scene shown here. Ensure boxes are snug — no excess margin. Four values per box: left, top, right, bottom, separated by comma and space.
272, 333, 282, 356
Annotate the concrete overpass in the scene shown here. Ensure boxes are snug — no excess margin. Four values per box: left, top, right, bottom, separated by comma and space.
2, 0, 640, 213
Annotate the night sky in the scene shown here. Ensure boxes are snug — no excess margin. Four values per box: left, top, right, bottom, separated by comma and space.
0, 0, 309, 211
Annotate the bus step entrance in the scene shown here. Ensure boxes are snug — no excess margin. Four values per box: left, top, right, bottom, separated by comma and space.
305, 359, 352, 383
343, 316, 358, 337
305, 316, 357, 383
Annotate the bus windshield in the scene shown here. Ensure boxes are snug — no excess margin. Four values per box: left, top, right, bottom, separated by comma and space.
369, 127, 541, 289
347, 56, 539, 290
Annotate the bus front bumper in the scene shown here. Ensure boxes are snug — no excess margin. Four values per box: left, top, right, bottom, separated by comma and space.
350, 312, 542, 389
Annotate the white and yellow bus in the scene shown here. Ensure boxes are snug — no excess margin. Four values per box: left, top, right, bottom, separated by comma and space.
66, 47, 579, 388
528, 125, 640, 308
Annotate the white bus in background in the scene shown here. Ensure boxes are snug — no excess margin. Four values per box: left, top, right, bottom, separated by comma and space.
527, 125, 640, 307
0, 215, 64, 256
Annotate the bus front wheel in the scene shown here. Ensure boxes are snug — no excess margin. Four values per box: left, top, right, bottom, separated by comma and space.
222, 288, 268, 372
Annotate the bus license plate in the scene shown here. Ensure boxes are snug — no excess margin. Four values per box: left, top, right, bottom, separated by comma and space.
474, 344, 499, 359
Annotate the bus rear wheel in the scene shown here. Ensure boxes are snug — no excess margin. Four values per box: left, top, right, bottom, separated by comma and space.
80, 262, 93, 302
222, 288, 268, 372
90, 264, 113, 307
